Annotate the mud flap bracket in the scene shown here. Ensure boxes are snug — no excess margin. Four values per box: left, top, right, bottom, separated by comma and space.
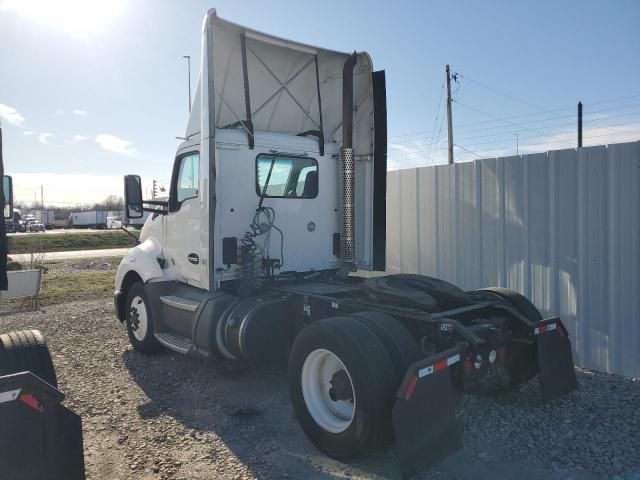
534, 318, 578, 402
392, 345, 464, 479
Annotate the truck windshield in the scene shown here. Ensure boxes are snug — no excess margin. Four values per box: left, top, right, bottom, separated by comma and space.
255, 154, 317, 199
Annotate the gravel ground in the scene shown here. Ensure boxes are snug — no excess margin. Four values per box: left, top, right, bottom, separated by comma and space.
2, 300, 639, 480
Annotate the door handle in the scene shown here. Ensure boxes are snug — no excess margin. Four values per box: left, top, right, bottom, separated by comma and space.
187, 253, 199, 265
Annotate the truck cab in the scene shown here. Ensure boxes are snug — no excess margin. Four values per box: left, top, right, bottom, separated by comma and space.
114, 10, 577, 476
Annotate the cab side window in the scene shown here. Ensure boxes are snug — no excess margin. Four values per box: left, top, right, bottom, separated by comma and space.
176, 153, 200, 204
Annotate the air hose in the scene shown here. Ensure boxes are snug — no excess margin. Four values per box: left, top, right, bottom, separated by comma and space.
238, 206, 284, 296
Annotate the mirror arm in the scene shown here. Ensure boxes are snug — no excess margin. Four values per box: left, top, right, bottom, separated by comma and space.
120, 226, 140, 246
144, 200, 168, 207
143, 207, 167, 215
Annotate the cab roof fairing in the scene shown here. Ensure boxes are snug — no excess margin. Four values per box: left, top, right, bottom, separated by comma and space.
185, 10, 375, 157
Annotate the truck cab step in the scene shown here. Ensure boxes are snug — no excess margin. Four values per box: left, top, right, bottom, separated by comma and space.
154, 332, 193, 354
159, 295, 200, 312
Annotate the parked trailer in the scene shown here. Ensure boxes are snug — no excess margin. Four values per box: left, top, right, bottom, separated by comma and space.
68, 210, 108, 229
114, 11, 577, 478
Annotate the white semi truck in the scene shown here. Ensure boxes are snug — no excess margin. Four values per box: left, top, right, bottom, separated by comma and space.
29, 209, 55, 229
115, 11, 577, 477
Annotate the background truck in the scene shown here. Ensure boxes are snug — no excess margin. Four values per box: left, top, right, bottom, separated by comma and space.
29, 209, 55, 229
6, 208, 23, 233
68, 210, 108, 229
115, 10, 578, 478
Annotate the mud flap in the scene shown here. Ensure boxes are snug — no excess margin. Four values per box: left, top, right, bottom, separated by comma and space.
392, 346, 464, 479
0, 372, 85, 480
534, 318, 578, 402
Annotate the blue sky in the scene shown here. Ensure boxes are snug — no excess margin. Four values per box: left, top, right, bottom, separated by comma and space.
0, 0, 638, 205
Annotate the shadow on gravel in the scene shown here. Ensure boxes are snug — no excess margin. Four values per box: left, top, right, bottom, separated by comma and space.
122, 349, 398, 479
122, 348, 640, 480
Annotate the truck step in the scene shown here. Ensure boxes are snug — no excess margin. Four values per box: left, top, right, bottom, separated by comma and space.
154, 332, 193, 355
159, 295, 200, 312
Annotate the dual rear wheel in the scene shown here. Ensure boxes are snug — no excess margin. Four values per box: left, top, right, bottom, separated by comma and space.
288, 312, 419, 459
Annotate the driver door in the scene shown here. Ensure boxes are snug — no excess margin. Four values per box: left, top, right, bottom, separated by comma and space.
164, 151, 203, 286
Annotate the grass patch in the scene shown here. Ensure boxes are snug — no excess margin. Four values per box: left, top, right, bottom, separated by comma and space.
8, 230, 139, 254
39, 257, 121, 306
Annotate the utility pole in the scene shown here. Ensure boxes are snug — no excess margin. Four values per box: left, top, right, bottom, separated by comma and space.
40, 185, 43, 209
514, 133, 519, 155
183, 55, 192, 113
577, 101, 583, 148
446, 65, 454, 164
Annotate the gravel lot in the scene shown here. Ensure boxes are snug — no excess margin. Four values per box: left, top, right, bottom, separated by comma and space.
2, 300, 639, 480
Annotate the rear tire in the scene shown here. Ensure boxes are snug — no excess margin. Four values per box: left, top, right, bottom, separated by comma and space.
288, 316, 397, 460
125, 282, 163, 354
0, 329, 58, 388
347, 311, 420, 380
479, 287, 542, 386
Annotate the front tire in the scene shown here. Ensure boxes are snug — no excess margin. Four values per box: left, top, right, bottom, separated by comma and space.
125, 282, 162, 354
288, 316, 397, 460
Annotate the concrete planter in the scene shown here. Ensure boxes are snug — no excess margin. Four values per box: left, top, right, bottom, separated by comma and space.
0, 269, 43, 308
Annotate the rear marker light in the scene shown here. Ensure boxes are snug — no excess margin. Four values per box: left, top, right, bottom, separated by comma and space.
474, 354, 482, 370
489, 350, 497, 364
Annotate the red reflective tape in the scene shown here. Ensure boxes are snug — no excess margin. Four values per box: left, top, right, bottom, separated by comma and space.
19, 393, 43, 412
434, 359, 448, 372
404, 376, 418, 400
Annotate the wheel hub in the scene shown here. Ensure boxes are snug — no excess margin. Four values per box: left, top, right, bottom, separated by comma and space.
329, 369, 353, 402
300, 349, 356, 434
129, 308, 140, 331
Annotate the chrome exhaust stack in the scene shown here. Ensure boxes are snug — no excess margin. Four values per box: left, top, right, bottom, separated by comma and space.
340, 53, 357, 270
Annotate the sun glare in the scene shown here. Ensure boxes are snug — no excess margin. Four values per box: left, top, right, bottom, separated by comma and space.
2, 0, 126, 38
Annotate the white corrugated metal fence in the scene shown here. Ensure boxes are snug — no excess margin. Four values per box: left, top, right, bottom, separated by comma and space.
386, 141, 640, 377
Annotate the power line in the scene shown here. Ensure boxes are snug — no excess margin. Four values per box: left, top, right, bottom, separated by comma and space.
454, 71, 560, 117
388, 106, 640, 150
454, 143, 483, 159
426, 83, 445, 166
388, 93, 640, 140
389, 120, 639, 162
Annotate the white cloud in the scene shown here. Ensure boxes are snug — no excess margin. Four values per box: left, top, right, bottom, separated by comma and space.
72, 134, 88, 143
96, 133, 134, 155
38, 132, 53, 144
55, 109, 64, 116
23, 131, 36, 136
0, 103, 25, 127
73, 109, 87, 116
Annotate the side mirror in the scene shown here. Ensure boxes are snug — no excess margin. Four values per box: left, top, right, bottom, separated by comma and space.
124, 175, 143, 219
3, 175, 13, 220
